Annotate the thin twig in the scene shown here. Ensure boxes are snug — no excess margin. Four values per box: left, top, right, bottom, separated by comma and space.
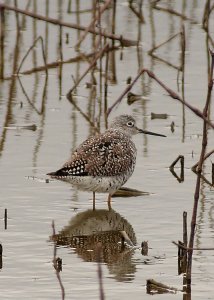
17, 76, 42, 115
104, 49, 109, 129
129, 0, 145, 23
183, 212, 188, 249
169, 155, 184, 170
151, 1, 197, 24
0, 243, 2, 269
17, 36, 47, 75
169, 155, 184, 182
3, 45, 119, 79
67, 97, 99, 132
4, 208, 7, 230
147, 70, 214, 127
191, 148, 214, 171
96, 243, 105, 300
0, 3, 138, 46
186, 50, 214, 290
147, 279, 179, 294
66, 43, 109, 97
202, 0, 210, 30
75, 0, 112, 49
107, 69, 144, 116
148, 32, 181, 55
0, 6, 5, 79
107, 68, 214, 129
52, 221, 65, 300
172, 241, 214, 251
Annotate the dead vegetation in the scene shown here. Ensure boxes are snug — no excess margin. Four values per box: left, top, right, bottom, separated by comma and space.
0, 1, 214, 299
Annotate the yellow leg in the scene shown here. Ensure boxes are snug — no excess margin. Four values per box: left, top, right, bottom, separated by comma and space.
107, 194, 112, 210
93, 192, 96, 211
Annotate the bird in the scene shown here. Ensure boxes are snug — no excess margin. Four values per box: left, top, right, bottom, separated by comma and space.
47, 115, 166, 208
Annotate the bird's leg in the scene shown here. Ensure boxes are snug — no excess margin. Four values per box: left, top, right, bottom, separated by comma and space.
93, 191, 96, 211
107, 194, 112, 211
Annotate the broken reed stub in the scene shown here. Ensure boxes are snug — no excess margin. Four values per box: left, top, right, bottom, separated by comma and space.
0, 244, 2, 269
151, 112, 168, 119
169, 155, 184, 170
169, 155, 184, 182
212, 163, 214, 186
4, 208, 7, 230
147, 279, 179, 295
141, 241, 148, 256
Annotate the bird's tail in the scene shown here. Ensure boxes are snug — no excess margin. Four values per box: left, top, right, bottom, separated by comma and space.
47, 171, 57, 176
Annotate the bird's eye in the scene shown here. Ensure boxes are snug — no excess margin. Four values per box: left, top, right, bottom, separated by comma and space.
127, 121, 134, 127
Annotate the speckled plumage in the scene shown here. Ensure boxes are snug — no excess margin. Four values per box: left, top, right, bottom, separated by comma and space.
47, 115, 165, 206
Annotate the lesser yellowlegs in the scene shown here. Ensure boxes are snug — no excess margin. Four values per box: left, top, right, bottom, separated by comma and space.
47, 115, 165, 207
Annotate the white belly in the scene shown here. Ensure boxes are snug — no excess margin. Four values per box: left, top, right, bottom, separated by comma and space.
59, 173, 131, 194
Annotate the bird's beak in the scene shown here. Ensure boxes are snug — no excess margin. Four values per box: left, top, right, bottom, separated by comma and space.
138, 128, 166, 137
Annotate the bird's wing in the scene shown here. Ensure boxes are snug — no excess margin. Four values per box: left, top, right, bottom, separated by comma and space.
51, 131, 136, 177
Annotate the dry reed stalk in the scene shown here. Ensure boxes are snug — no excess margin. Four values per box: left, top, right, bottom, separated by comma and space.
0, 243, 2, 269
17, 36, 47, 75
177, 212, 188, 274
212, 163, 214, 185
186, 50, 214, 291
147, 279, 179, 294
18, 73, 48, 115
191, 148, 214, 172
52, 221, 65, 300
169, 155, 184, 171
202, 0, 210, 30
67, 97, 99, 131
0, 3, 138, 46
0, 6, 5, 79
4, 46, 119, 79
202, 0, 214, 48
151, 1, 197, 24
107, 68, 214, 129
169, 155, 184, 182
4, 208, 7, 230
96, 243, 105, 300
66, 43, 109, 97
75, 0, 112, 49
129, 0, 145, 23
148, 32, 181, 55
172, 241, 214, 251
104, 49, 109, 129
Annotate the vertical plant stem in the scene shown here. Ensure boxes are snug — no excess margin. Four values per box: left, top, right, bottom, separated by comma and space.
212, 163, 214, 185
186, 50, 214, 291
112, 0, 116, 41
104, 49, 109, 129
180, 25, 186, 142
4, 208, 7, 230
183, 211, 188, 247
14, 0, 20, 32
0, 6, 5, 79
52, 221, 65, 300
59, 25, 63, 62
183, 211, 188, 270
98, 0, 103, 129
66, 43, 109, 97
0, 243, 2, 269
96, 243, 105, 300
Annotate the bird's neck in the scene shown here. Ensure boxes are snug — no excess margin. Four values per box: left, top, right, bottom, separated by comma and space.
108, 127, 133, 139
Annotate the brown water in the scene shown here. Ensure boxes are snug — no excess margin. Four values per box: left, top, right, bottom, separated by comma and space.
0, 1, 214, 299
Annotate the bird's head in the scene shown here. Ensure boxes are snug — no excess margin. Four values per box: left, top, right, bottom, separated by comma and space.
110, 115, 166, 137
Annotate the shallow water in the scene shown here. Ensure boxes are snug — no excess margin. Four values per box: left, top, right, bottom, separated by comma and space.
0, 1, 214, 299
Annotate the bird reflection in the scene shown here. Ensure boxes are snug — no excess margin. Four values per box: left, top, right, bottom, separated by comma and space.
52, 209, 137, 282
